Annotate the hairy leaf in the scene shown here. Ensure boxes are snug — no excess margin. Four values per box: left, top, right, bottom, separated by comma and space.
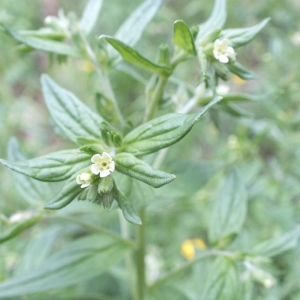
80, 0, 103, 34
227, 62, 256, 80
122, 96, 221, 156
173, 20, 196, 55
41, 74, 103, 144
0, 149, 90, 182
115, 153, 175, 188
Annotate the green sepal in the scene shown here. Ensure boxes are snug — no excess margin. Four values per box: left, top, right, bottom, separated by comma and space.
173, 20, 196, 55
228, 61, 256, 80
0, 215, 42, 244
100, 35, 172, 76
98, 176, 114, 195
0, 149, 90, 182
213, 61, 230, 81
1, 24, 81, 57
221, 18, 270, 48
112, 180, 141, 225
100, 122, 123, 147
44, 172, 83, 209
122, 96, 221, 156
115, 152, 175, 188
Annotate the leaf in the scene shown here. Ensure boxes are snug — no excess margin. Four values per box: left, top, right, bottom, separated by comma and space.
115, 0, 162, 46
122, 96, 221, 156
113, 180, 141, 225
0, 215, 42, 244
0, 149, 90, 182
209, 168, 247, 246
251, 226, 300, 258
173, 20, 196, 55
221, 18, 270, 48
79, 0, 103, 35
0, 235, 130, 298
41, 74, 103, 144
227, 62, 256, 80
115, 153, 175, 188
201, 257, 240, 300
1, 24, 81, 57
7, 138, 54, 205
44, 172, 83, 209
100, 35, 172, 76
196, 0, 226, 44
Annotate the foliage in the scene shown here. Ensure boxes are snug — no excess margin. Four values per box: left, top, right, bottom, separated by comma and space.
0, 0, 300, 299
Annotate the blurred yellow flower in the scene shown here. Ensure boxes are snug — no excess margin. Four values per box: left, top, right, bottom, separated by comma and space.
180, 238, 207, 260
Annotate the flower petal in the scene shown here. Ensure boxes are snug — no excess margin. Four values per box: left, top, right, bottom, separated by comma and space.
100, 169, 111, 178
91, 154, 102, 163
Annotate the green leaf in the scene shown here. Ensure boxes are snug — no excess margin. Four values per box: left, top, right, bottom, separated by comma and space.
0, 235, 130, 298
0, 215, 42, 244
41, 74, 103, 144
196, 0, 226, 44
44, 172, 83, 209
115, 0, 162, 47
100, 35, 172, 76
227, 61, 256, 80
221, 18, 270, 48
251, 226, 300, 258
209, 168, 247, 246
113, 180, 141, 225
7, 138, 54, 205
0, 149, 90, 182
201, 257, 240, 300
115, 152, 175, 188
122, 96, 221, 156
173, 20, 196, 55
79, 0, 103, 35
1, 24, 81, 57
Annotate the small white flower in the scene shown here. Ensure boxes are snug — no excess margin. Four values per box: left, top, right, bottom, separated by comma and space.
76, 172, 92, 188
213, 39, 236, 63
91, 152, 115, 178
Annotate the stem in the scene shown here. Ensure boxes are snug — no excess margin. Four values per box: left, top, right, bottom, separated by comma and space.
45, 213, 134, 247
144, 76, 168, 122
148, 250, 233, 290
80, 31, 125, 127
118, 210, 138, 300
136, 208, 146, 300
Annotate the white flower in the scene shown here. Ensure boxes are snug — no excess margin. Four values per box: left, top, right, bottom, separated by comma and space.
213, 39, 236, 63
76, 172, 92, 188
91, 152, 115, 178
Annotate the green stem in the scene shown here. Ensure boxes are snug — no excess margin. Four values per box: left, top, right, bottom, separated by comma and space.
80, 31, 125, 127
45, 213, 134, 247
136, 208, 146, 300
148, 250, 233, 290
144, 76, 168, 122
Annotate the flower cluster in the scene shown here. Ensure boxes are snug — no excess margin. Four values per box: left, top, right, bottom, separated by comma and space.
76, 152, 115, 188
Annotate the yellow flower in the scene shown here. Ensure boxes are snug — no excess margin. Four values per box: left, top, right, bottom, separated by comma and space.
180, 238, 207, 260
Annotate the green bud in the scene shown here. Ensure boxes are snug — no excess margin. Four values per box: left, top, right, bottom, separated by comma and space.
100, 122, 123, 148
100, 193, 115, 209
213, 62, 230, 81
157, 44, 170, 66
79, 143, 105, 155
98, 176, 114, 195
78, 187, 89, 201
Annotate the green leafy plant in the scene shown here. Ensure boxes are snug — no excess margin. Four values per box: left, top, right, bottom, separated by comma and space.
0, 0, 299, 299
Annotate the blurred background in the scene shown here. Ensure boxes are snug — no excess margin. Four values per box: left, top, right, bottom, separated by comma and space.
0, 0, 300, 299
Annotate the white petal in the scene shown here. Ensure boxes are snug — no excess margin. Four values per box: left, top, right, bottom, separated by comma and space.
102, 152, 112, 161
91, 154, 101, 163
219, 55, 229, 63
108, 161, 115, 172
91, 164, 100, 175
100, 169, 111, 178
76, 175, 82, 184
81, 182, 90, 188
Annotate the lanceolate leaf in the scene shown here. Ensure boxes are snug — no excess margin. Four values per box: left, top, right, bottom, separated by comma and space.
1, 24, 80, 57
101, 35, 172, 76
0, 235, 130, 298
41, 75, 103, 144
79, 0, 103, 35
196, 0, 226, 44
115, 0, 162, 46
221, 18, 270, 48
44, 172, 83, 209
201, 257, 240, 300
251, 226, 300, 258
0, 149, 90, 182
227, 62, 256, 80
209, 168, 247, 246
173, 20, 196, 55
115, 152, 175, 188
122, 96, 221, 156
113, 181, 141, 225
